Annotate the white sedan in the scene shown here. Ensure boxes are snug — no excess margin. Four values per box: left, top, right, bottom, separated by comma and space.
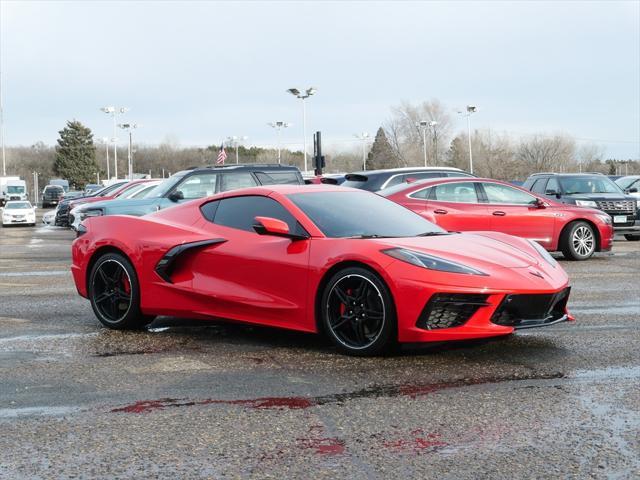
2, 201, 37, 227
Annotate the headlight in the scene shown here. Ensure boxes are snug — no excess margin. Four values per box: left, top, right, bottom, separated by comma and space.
596, 214, 612, 225
81, 208, 104, 219
576, 200, 597, 208
527, 240, 557, 268
382, 248, 487, 275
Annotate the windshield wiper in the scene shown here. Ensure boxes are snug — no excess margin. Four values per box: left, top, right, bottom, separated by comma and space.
345, 234, 394, 239
416, 231, 451, 237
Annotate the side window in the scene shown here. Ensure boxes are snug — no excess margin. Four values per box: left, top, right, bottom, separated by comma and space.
483, 183, 536, 205
255, 171, 302, 185
200, 200, 220, 222
404, 172, 443, 182
175, 173, 217, 200
545, 178, 560, 195
220, 172, 258, 192
445, 171, 473, 177
213, 196, 299, 233
432, 182, 479, 203
409, 187, 432, 199
531, 178, 548, 195
384, 175, 404, 188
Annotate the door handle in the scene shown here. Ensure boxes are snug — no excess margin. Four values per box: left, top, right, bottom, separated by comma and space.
492, 211, 506, 216
434, 209, 448, 215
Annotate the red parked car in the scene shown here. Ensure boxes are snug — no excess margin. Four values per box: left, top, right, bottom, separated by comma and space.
380, 178, 614, 261
72, 185, 572, 356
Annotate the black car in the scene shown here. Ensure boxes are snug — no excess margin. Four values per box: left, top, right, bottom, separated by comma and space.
41, 185, 65, 208
523, 173, 639, 239
54, 181, 129, 227
71, 164, 304, 224
341, 167, 475, 192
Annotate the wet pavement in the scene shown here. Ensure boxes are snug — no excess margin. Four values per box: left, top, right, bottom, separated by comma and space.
0, 220, 638, 479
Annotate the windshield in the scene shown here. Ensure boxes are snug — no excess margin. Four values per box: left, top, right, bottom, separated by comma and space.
615, 177, 639, 190
5, 202, 31, 209
559, 176, 623, 194
97, 182, 128, 196
287, 191, 445, 238
7, 186, 25, 193
143, 172, 187, 198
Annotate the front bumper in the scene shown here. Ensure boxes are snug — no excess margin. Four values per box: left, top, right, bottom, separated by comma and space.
3, 217, 35, 225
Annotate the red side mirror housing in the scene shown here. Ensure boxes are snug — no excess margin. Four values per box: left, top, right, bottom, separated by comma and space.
254, 216, 290, 236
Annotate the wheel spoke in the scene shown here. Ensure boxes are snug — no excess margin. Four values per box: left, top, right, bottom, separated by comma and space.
352, 321, 367, 344
331, 315, 352, 330
94, 291, 113, 305
97, 268, 110, 285
333, 286, 350, 305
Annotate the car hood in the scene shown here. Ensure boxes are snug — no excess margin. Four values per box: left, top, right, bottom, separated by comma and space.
3, 208, 34, 215
375, 232, 542, 269
563, 193, 634, 202
78, 197, 159, 211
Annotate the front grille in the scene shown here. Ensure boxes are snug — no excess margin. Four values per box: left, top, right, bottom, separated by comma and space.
596, 200, 636, 214
491, 287, 570, 328
417, 293, 489, 330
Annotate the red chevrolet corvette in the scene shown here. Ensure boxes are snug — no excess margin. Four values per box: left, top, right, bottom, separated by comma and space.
71, 185, 573, 355
381, 178, 614, 260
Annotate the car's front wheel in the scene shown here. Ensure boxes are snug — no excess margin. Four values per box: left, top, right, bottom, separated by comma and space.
88, 252, 154, 329
320, 267, 396, 356
560, 221, 596, 260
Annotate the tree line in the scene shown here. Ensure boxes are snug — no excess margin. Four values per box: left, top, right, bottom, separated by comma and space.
2, 100, 638, 195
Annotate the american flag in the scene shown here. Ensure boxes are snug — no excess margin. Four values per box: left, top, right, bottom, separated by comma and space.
216, 144, 227, 164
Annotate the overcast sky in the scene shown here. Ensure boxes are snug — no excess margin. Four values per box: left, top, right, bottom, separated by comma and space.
1, 0, 639, 158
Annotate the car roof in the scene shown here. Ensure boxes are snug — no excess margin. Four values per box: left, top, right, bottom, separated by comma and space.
347, 166, 465, 177
528, 172, 606, 177
184, 164, 300, 174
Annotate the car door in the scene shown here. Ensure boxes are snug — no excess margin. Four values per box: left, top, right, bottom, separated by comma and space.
479, 182, 556, 248
424, 181, 491, 231
191, 195, 310, 329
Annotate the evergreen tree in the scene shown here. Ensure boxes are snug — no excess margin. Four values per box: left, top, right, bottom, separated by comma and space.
366, 127, 399, 170
54, 120, 98, 188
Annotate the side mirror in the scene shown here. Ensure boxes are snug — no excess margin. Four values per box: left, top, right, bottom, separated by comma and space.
253, 216, 308, 240
531, 198, 546, 209
168, 190, 184, 202
627, 187, 638, 193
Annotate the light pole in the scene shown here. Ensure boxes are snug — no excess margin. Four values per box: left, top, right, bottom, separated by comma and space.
287, 87, 316, 172
353, 132, 370, 170
226, 136, 248, 164
268, 122, 291, 164
417, 120, 429, 167
101, 106, 129, 179
428, 121, 439, 165
458, 105, 477, 174
99, 137, 110, 180
118, 123, 141, 180
0, 67, 5, 176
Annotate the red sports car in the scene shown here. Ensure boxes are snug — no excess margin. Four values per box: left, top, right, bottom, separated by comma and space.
71, 185, 573, 355
380, 178, 614, 261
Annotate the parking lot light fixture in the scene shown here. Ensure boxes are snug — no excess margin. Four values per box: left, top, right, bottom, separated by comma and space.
101, 106, 129, 179
416, 120, 429, 167
98, 137, 110, 180
118, 123, 141, 180
428, 121, 439, 164
268, 122, 291, 164
458, 105, 477, 174
287, 87, 317, 172
353, 132, 370, 170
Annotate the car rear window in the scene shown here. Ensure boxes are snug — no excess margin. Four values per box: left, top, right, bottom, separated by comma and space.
255, 171, 303, 185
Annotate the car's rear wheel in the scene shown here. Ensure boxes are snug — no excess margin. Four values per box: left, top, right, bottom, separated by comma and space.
624, 234, 640, 241
320, 267, 396, 356
560, 221, 596, 260
88, 252, 154, 329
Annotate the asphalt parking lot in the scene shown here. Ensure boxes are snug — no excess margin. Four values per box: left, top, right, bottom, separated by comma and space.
0, 218, 638, 479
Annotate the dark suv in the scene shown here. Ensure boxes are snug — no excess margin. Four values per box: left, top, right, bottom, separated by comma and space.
523, 173, 639, 239
72, 164, 304, 224
41, 185, 65, 208
341, 167, 474, 192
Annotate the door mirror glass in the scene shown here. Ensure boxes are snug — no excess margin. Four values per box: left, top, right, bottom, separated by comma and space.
627, 187, 638, 193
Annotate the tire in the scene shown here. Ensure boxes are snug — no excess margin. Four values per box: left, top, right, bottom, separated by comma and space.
560, 221, 596, 260
320, 267, 397, 356
88, 252, 154, 330
624, 234, 640, 241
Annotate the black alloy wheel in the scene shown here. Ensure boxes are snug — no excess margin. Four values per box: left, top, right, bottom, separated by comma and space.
88, 253, 154, 329
321, 267, 396, 356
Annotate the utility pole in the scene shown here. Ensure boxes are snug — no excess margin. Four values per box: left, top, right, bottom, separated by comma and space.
268, 122, 291, 164
101, 106, 129, 179
429, 121, 438, 165
458, 105, 477, 174
417, 121, 429, 167
118, 123, 141, 180
0, 66, 6, 176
